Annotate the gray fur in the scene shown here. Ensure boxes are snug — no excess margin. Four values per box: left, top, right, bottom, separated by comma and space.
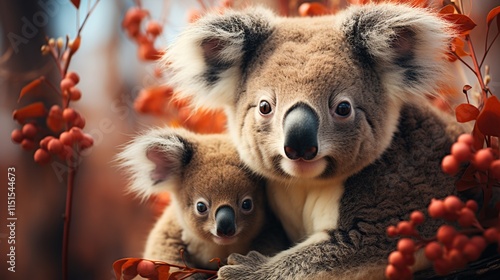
117, 128, 289, 270
164, 3, 464, 279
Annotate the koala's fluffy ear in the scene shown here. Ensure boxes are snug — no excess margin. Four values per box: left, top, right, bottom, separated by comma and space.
341, 4, 454, 98
117, 128, 193, 199
164, 7, 275, 109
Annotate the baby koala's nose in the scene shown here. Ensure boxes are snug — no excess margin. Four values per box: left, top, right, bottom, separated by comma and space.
215, 206, 236, 237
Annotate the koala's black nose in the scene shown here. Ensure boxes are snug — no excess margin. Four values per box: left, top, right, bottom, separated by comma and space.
283, 103, 319, 160
215, 206, 236, 237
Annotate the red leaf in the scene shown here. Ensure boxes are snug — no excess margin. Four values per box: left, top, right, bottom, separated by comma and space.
486, 6, 500, 29
451, 38, 469, 57
156, 264, 171, 280
442, 14, 477, 35
113, 258, 217, 280
112, 258, 144, 279
19, 76, 45, 102
70, 0, 80, 9
472, 122, 485, 151
122, 258, 142, 276
439, 4, 456, 15
112, 258, 129, 279
12, 102, 47, 122
476, 95, 500, 137
455, 103, 480, 123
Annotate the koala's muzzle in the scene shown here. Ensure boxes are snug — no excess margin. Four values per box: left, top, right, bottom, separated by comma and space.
283, 103, 319, 160
215, 206, 236, 237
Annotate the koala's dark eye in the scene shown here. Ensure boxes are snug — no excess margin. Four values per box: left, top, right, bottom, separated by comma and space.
259, 100, 272, 115
196, 202, 208, 214
241, 198, 253, 212
335, 102, 351, 117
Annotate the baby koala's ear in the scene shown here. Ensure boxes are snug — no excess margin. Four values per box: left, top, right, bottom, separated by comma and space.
341, 3, 454, 98
117, 128, 194, 199
163, 6, 275, 109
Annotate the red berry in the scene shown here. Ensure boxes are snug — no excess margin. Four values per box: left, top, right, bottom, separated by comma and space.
80, 134, 94, 150
49, 105, 62, 115
444, 196, 463, 214
146, 21, 162, 36
458, 208, 476, 228
22, 123, 37, 139
451, 142, 472, 162
442, 155, 459, 175
388, 251, 406, 268
34, 148, 51, 164
397, 221, 414, 236
433, 258, 452, 275
70, 127, 83, 141
437, 225, 457, 247
470, 236, 487, 252
397, 238, 415, 255
69, 87, 82, 101
490, 160, 500, 179
448, 248, 467, 269
457, 134, 474, 146
483, 228, 499, 243
398, 266, 412, 279
21, 139, 35, 150
48, 139, 63, 154
73, 114, 86, 129
387, 225, 398, 237
63, 108, 77, 122
60, 132, 73, 145
452, 234, 469, 250
425, 241, 443, 261
40, 136, 55, 149
60, 78, 75, 92
429, 199, 446, 218
46, 111, 64, 132
410, 211, 425, 225
385, 264, 400, 280
465, 200, 478, 212
463, 242, 481, 261
11, 129, 24, 143
473, 149, 494, 171
66, 71, 80, 84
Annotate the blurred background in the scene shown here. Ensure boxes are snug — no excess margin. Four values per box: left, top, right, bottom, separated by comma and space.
0, 0, 498, 279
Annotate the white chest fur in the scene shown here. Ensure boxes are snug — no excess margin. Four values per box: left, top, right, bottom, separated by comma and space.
267, 180, 344, 243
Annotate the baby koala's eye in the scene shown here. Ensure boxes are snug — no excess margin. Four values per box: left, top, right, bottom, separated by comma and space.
259, 100, 272, 115
241, 198, 253, 212
335, 101, 351, 117
196, 202, 208, 214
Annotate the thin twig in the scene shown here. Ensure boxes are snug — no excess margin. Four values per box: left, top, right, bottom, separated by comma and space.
480, 31, 500, 69
465, 34, 488, 103
452, 52, 476, 74
62, 164, 77, 280
78, 0, 100, 35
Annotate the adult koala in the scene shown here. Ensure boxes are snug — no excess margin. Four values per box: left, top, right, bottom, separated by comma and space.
164, 3, 463, 279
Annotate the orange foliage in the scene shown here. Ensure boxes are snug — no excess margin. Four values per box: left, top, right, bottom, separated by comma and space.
113, 257, 218, 280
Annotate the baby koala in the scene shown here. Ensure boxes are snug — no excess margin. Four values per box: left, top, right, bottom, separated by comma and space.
117, 127, 286, 270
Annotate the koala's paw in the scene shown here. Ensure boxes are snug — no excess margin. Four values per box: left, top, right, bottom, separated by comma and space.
217, 251, 270, 280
